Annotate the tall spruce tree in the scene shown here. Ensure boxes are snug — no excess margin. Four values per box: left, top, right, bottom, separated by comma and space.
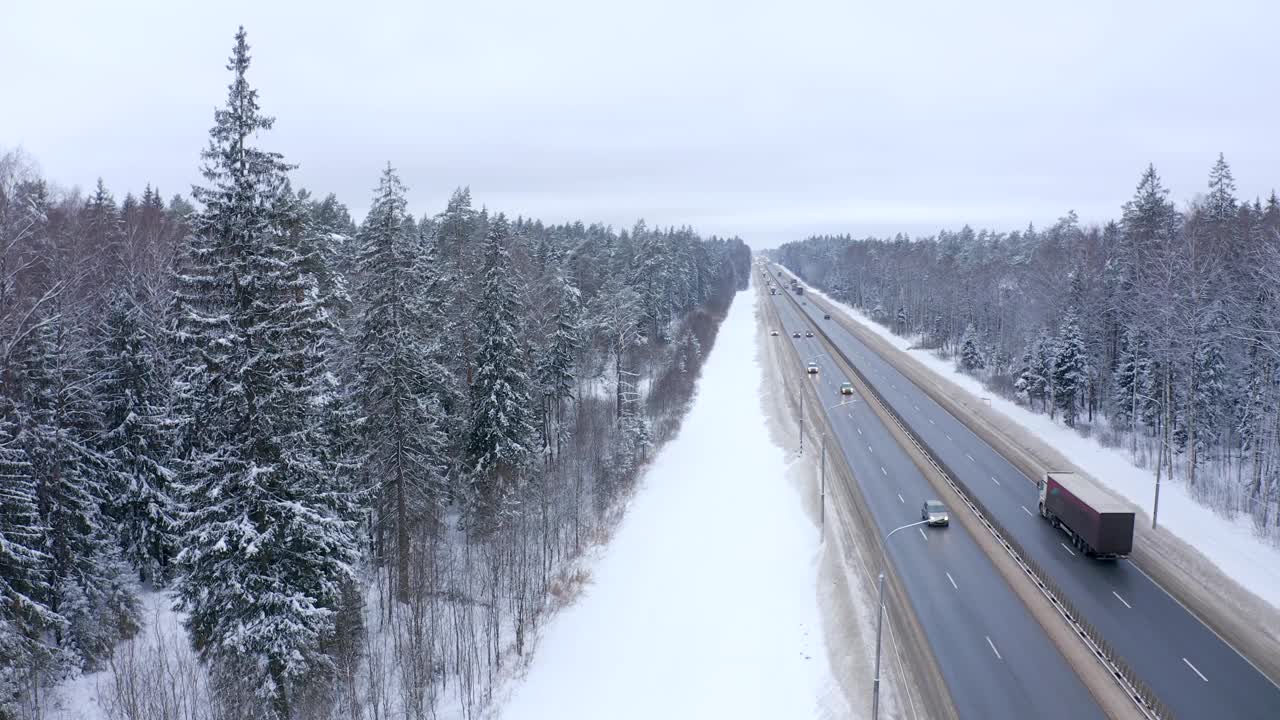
96, 289, 176, 585
466, 214, 536, 522
0, 411, 61, 709
171, 29, 359, 716
19, 309, 137, 668
355, 164, 451, 600
1052, 312, 1089, 427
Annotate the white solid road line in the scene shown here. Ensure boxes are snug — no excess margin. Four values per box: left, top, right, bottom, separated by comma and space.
1113, 591, 1132, 609
918, 528, 928, 541
1021, 506, 1033, 516
897, 494, 904, 503
946, 572, 958, 590
1061, 543, 1076, 557
991, 476, 1001, 486
986, 636, 1003, 660
1183, 657, 1209, 682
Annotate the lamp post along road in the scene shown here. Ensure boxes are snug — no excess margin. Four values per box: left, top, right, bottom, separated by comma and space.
873, 519, 931, 720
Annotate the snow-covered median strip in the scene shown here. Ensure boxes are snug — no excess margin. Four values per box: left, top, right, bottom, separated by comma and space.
786, 269, 1280, 611
499, 285, 839, 719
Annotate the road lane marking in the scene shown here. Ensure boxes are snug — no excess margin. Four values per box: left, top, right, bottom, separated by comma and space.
881, 466, 887, 476
857, 428, 863, 436
1021, 506, 1032, 516
913, 404, 919, 411
1061, 543, 1076, 557
946, 433, 953, 441
918, 528, 928, 541
868, 445, 873, 453
991, 476, 1001, 485
1113, 591, 1132, 609
928, 418, 935, 425
897, 494, 904, 503
1183, 658, 1208, 682
966, 453, 975, 462
986, 636, 1002, 660
946, 572, 958, 590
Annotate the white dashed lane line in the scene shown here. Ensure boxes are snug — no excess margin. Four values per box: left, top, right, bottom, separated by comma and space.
1113, 591, 1132, 609
986, 636, 1003, 660
1183, 658, 1209, 682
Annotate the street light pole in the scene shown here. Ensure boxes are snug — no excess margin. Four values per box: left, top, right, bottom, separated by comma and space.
873, 519, 930, 720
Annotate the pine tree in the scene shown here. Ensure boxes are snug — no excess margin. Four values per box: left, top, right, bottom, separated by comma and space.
96, 289, 176, 585
537, 272, 582, 464
1052, 312, 1089, 427
1015, 329, 1053, 412
172, 29, 359, 715
18, 310, 138, 668
466, 214, 536, 522
355, 164, 451, 600
959, 323, 984, 371
0, 411, 61, 709
1205, 153, 1238, 226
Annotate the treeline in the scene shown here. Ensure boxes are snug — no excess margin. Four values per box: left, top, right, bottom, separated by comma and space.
0, 28, 749, 720
778, 158, 1280, 541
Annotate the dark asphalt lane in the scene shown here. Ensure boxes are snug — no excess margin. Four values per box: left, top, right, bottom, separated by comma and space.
776, 268, 1280, 720
768, 292, 1105, 720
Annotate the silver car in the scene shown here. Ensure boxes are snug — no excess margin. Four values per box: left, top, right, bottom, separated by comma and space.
921, 500, 949, 526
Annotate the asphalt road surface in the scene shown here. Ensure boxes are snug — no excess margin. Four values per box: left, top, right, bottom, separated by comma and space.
766, 285, 1105, 720
771, 266, 1280, 720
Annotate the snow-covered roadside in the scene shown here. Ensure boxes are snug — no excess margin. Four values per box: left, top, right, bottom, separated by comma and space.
498, 284, 843, 719
784, 268, 1280, 611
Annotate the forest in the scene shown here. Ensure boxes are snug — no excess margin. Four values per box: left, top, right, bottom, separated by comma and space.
0, 29, 749, 719
778, 158, 1280, 544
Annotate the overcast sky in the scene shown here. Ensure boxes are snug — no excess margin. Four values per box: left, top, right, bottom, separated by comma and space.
3, 0, 1278, 248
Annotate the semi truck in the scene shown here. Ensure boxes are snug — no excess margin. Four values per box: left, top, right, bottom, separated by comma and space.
1038, 471, 1134, 558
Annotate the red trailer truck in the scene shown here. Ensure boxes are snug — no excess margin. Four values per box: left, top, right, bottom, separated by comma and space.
1038, 471, 1134, 558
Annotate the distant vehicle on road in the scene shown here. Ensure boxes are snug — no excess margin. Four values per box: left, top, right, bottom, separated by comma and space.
804, 331, 813, 338
1038, 471, 1134, 558
792, 331, 801, 338
839, 382, 854, 395
806, 362, 819, 374
795, 286, 804, 295
823, 313, 831, 319
922, 500, 950, 526
770, 330, 779, 336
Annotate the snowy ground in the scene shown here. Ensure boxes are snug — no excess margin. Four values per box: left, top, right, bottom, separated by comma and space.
497, 284, 844, 719
784, 268, 1280, 611
39, 590, 195, 720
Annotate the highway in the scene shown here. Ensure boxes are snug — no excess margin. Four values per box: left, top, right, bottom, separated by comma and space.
763, 278, 1105, 720
769, 265, 1280, 719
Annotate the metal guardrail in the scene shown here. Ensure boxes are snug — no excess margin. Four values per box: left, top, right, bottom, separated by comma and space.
771, 269, 1173, 720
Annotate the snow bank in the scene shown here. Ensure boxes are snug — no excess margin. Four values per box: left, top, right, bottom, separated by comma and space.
786, 269, 1280, 611
499, 284, 838, 718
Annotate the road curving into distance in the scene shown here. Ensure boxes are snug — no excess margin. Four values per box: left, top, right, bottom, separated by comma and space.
770, 263, 1280, 720
761, 270, 1107, 720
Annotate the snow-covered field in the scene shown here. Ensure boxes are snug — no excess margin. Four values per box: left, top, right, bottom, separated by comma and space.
785, 270, 1280, 611
498, 284, 841, 719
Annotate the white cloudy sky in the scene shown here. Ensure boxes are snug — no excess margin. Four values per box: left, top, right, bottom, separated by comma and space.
3, 0, 1277, 248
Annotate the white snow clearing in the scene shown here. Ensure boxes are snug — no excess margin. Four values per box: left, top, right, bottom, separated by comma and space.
785, 268, 1280, 611
498, 285, 841, 719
